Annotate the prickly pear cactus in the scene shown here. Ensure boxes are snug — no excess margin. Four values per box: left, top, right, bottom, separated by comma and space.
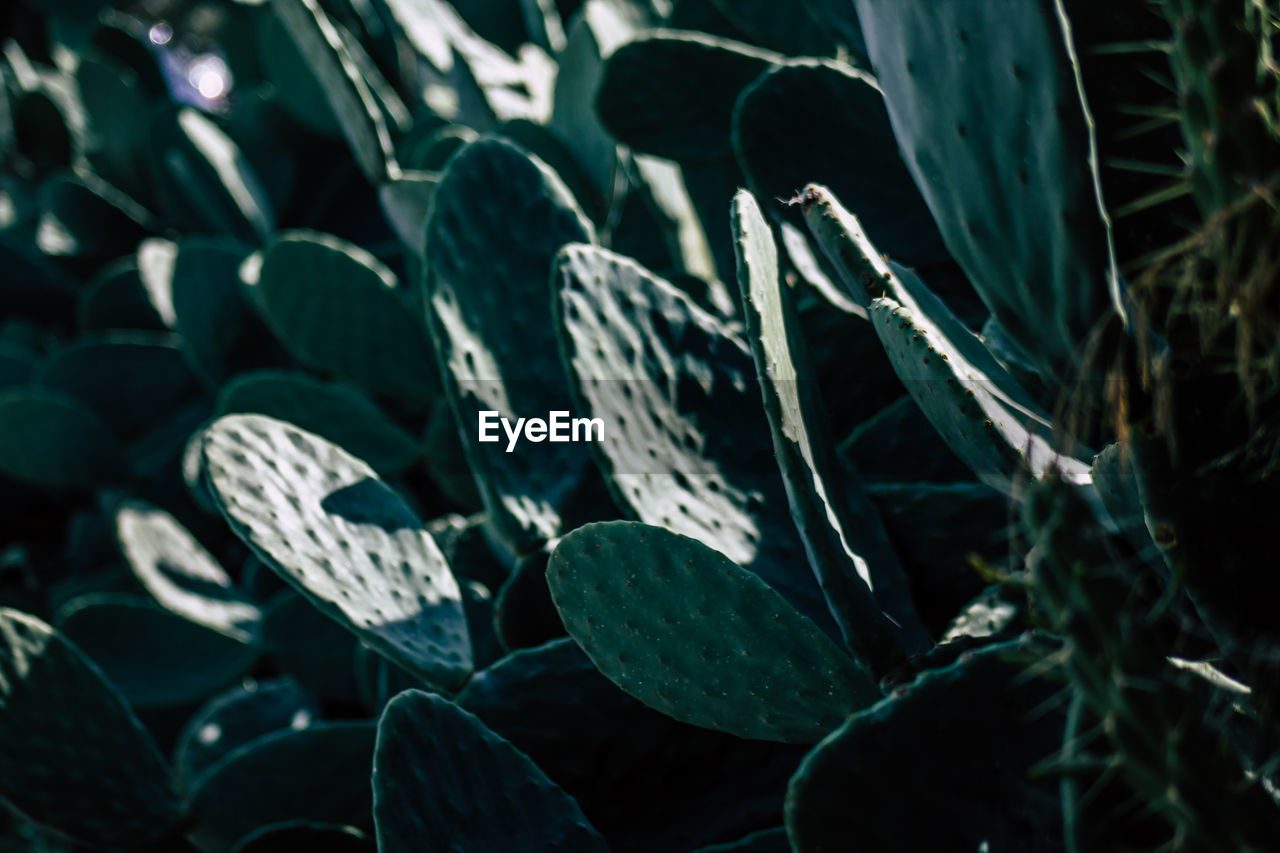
0, 0, 1276, 848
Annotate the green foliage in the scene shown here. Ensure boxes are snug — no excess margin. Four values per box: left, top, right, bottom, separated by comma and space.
547, 521, 879, 742
786, 640, 1065, 851
373, 689, 609, 852
0, 0, 1276, 848
424, 135, 597, 559
732, 190, 926, 665
851, 0, 1120, 381
55, 593, 258, 709
186, 721, 376, 850
202, 414, 471, 691
173, 678, 318, 791
0, 609, 182, 847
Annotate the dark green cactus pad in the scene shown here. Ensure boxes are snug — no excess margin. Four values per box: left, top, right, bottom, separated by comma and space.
851, 0, 1117, 381
217, 371, 421, 475
732, 190, 928, 666
187, 721, 376, 851
78, 257, 167, 332
800, 186, 1022, 385
547, 521, 879, 742
552, 242, 834, 635
373, 689, 609, 853
245, 231, 438, 402
232, 822, 373, 852
174, 678, 319, 792
0, 387, 127, 489
202, 414, 471, 690
786, 640, 1065, 852
116, 499, 263, 643
839, 396, 976, 485
424, 136, 597, 558
271, 0, 398, 182
0, 608, 182, 846
36, 171, 151, 260
865, 483, 1009, 637
496, 118, 608, 224
261, 591, 362, 704
732, 60, 946, 264
596, 31, 779, 162
458, 638, 809, 852
146, 106, 275, 243
35, 332, 200, 438
493, 547, 564, 652
56, 594, 258, 709
168, 238, 261, 385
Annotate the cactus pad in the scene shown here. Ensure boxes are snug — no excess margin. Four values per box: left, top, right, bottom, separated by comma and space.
424, 136, 597, 557
244, 230, 438, 402
0, 608, 182, 846
117, 499, 262, 642
56, 594, 258, 709
217, 371, 421, 476
732, 190, 928, 665
552, 241, 835, 635
201, 414, 471, 690
547, 521, 879, 742
373, 689, 609, 852
175, 677, 319, 792
786, 640, 1064, 851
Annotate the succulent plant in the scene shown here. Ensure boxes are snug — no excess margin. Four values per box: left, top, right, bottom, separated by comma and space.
1, 0, 1277, 850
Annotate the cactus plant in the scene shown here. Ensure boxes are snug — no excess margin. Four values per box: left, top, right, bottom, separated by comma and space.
0, 0, 1277, 849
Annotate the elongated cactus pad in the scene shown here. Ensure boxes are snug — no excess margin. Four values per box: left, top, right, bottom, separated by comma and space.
732, 190, 927, 665
732, 60, 945, 264
424, 136, 598, 558
0, 388, 127, 489
201, 414, 471, 690
596, 30, 780, 162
